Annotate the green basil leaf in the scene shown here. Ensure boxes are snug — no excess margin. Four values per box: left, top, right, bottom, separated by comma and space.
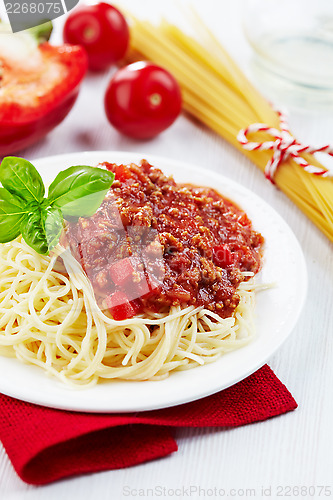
0, 188, 28, 243
0, 188, 26, 209
47, 165, 114, 217
21, 207, 63, 255
21, 212, 49, 255
43, 206, 64, 251
0, 157, 45, 203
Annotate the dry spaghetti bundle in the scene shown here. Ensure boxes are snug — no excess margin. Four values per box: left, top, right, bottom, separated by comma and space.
126, 12, 333, 243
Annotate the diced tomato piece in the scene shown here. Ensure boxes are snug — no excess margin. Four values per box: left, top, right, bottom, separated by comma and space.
146, 272, 162, 294
109, 256, 162, 301
212, 244, 234, 267
115, 164, 133, 183
129, 298, 143, 313
126, 276, 150, 298
109, 257, 140, 286
104, 163, 132, 182
123, 272, 161, 300
237, 213, 251, 227
106, 291, 143, 320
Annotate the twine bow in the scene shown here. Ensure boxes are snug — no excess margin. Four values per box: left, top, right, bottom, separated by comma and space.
237, 110, 333, 183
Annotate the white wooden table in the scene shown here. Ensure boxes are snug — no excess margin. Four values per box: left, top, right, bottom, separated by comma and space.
1, 1, 333, 498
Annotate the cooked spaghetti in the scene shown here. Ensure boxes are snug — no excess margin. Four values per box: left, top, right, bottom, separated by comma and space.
0, 161, 264, 386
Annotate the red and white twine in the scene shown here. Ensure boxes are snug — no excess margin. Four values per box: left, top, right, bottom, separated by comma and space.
237, 110, 333, 183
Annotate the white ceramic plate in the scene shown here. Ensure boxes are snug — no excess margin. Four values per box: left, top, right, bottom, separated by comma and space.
0, 151, 307, 412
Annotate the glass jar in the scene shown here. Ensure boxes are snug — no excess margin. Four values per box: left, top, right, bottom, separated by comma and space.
242, 0, 333, 107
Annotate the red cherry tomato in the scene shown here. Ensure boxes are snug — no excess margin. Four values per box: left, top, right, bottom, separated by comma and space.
104, 61, 182, 139
63, 2, 129, 72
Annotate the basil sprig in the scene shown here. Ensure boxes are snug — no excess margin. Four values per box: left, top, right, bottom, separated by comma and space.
48, 165, 116, 217
0, 157, 115, 255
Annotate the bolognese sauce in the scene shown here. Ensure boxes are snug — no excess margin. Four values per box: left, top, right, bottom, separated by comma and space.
66, 160, 264, 320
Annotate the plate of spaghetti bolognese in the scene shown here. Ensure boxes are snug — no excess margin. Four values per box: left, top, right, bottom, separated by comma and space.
0, 151, 307, 412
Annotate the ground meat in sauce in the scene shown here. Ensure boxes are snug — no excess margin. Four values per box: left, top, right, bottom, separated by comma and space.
65, 160, 264, 319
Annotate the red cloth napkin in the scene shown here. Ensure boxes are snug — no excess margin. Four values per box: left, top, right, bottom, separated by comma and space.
0, 364, 296, 485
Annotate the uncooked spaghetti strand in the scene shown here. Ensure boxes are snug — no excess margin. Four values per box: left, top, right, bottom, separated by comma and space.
183, 89, 239, 138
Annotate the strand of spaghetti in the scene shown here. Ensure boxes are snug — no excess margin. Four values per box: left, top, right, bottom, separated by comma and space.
63, 292, 94, 372
95, 325, 172, 380
314, 180, 333, 222
182, 92, 237, 138
122, 325, 146, 365
166, 307, 198, 362
74, 293, 107, 380
292, 162, 333, 229
70, 323, 107, 379
14, 342, 64, 380
182, 89, 237, 138
182, 315, 198, 358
